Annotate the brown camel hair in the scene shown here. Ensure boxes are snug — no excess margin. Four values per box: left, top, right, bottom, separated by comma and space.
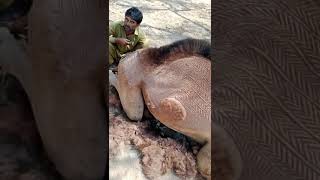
142, 38, 212, 64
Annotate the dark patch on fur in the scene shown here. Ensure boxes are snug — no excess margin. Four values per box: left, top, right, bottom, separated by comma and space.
145, 38, 211, 64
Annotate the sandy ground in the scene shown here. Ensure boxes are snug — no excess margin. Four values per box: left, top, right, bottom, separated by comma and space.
109, 0, 211, 179
109, 0, 211, 47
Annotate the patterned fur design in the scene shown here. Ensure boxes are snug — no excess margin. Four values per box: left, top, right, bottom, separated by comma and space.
213, 0, 320, 179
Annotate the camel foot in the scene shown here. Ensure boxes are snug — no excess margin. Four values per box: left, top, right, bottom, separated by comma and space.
197, 141, 211, 179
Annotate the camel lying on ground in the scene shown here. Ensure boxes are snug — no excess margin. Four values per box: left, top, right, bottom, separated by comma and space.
109, 38, 212, 179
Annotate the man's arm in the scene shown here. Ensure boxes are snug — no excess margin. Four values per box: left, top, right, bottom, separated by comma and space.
109, 22, 130, 46
109, 22, 117, 43
134, 31, 148, 50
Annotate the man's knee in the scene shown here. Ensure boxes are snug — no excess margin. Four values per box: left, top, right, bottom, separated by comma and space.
109, 43, 118, 65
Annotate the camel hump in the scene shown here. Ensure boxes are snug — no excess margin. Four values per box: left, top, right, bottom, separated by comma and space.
159, 98, 186, 121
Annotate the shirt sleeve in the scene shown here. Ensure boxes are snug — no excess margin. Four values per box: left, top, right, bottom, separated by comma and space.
109, 22, 117, 43
135, 31, 148, 49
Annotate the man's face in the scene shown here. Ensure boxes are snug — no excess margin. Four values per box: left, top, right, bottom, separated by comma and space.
124, 16, 139, 33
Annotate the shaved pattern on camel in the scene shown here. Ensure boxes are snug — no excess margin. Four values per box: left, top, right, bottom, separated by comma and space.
159, 97, 186, 122
109, 38, 212, 179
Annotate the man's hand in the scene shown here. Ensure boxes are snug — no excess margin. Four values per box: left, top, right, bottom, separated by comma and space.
115, 38, 130, 46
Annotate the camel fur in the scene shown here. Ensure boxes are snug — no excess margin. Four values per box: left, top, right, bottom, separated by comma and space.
109, 38, 212, 179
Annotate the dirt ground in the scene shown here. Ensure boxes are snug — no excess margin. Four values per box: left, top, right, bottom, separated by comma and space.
109, 0, 211, 179
109, 0, 211, 47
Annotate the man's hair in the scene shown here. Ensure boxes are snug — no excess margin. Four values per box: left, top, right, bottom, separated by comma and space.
125, 7, 143, 24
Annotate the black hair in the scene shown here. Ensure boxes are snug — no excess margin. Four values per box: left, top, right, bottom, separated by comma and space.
125, 7, 143, 24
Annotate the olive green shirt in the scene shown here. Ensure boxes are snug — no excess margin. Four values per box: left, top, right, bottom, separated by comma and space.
109, 21, 147, 54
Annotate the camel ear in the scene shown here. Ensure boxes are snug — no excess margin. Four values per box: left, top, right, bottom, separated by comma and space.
213, 123, 242, 180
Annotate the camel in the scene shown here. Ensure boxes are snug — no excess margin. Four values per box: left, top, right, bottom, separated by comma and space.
109, 38, 212, 179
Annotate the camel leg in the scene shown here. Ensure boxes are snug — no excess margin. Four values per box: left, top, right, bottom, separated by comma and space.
119, 86, 144, 121
109, 70, 144, 121
197, 141, 211, 179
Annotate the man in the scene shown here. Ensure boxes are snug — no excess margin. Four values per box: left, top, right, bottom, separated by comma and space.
109, 7, 147, 66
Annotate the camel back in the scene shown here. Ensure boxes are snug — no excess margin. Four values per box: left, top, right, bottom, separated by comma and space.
143, 38, 211, 65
